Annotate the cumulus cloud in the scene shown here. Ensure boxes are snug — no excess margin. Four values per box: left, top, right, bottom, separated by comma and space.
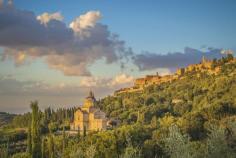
69, 11, 101, 37
133, 47, 226, 71
37, 12, 64, 25
0, 4, 132, 76
0, 7, 73, 47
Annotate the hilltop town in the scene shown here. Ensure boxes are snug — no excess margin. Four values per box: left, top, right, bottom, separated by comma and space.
114, 55, 236, 95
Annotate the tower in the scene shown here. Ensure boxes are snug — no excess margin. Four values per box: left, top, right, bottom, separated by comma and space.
82, 91, 96, 112
88, 90, 94, 98
201, 56, 208, 64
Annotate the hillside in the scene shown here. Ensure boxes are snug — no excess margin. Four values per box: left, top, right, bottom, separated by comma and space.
99, 56, 236, 126
93, 55, 236, 157
0, 112, 16, 128
1, 55, 236, 158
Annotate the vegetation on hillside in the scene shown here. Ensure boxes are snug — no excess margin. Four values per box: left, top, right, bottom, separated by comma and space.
0, 112, 16, 127
0, 55, 236, 158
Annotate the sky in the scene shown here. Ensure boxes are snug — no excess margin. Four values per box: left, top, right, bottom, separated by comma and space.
0, 0, 235, 113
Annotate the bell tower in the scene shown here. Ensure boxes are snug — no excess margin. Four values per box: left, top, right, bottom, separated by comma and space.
202, 56, 206, 64
88, 90, 94, 98
82, 91, 96, 112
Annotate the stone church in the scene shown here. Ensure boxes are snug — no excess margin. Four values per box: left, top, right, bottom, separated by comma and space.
70, 91, 107, 131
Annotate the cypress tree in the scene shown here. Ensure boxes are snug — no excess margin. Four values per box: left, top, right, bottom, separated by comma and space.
31, 101, 41, 158
0, 143, 8, 158
83, 126, 87, 138
6, 139, 9, 158
137, 111, 144, 124
77, 128, 80, 142
27, 125, 32, 155
62, 126, 66, 156
48, 134, 55, 158
41, 138, 45, 158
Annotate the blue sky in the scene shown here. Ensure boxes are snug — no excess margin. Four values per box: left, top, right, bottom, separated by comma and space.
0, 0, 236, 113
14, 0, 236, 52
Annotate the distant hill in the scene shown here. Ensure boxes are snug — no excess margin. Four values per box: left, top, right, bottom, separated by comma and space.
0, 112, 16, 127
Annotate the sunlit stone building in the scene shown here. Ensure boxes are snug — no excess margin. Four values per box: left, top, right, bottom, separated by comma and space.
70, 91, 107, 131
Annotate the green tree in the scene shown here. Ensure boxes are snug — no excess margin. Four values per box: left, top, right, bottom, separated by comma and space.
30, 101, 41, 158
136, 111, 144, 124
0, 143, 8, 158
83, 126, 87, 138
226, 54, 234, 61
122, 136, 141, 158
77, 129, 81, 143
206, 126, 235, 158
62, 126, 66, 156
41, 138, 45, 158
48, 134, 55, 158
11, 153, 30, 158
122, 146, 141, 158
70, 148, 84, 158
85, 144, 96, 158
163, 125, 192, 158
27, 125, 32, 155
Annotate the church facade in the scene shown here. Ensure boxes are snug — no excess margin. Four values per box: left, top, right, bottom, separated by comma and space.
70, 91, 107, 131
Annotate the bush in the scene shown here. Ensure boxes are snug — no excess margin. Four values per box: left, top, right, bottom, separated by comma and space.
11, 152, 30, 158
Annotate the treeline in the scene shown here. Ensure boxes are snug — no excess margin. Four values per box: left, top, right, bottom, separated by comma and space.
1, 106, 76, 140
1, 102, 77, 158
7, 107, 76, 130
0, 112, 16, 127
0, 106, 77, 156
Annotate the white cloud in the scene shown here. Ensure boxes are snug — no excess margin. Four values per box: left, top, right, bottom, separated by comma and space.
37, 12, 64, 25
69, 11, 101, 37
